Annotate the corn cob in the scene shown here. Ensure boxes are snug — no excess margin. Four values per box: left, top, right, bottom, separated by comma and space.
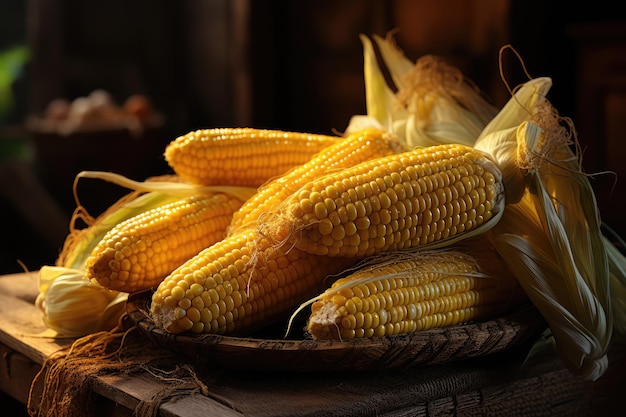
36, 174, 191, 337
150, 230, 353, 335
85, 189, 255, 293
306, 246, 526, 340
164, 128, 341, 187
228, 128, 408, 234
262, 143, 505, 257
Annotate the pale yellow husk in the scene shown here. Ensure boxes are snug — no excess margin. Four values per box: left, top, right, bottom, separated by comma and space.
348, 33, 497, 148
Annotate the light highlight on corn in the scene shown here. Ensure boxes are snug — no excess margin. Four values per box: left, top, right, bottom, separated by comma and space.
264, 143, 505, 257
86, 190, 254, 293
306, 249, 525, 340
164, 128, 341, 187
228, 128, 408, 233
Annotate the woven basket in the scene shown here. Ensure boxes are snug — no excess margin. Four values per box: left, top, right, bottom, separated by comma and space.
127, 291, 547, 372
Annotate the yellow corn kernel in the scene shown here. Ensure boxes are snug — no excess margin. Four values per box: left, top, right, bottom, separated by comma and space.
86, 191, 250, 293
150, 230, 353, 335
164, 128, 341, 187
306, 248, 525, 340
265, 143, 505, 257
228, 128, 409, 234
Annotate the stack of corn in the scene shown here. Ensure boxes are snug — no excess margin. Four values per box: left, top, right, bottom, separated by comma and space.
36, 129, 336, 335
35, 36, 625, 383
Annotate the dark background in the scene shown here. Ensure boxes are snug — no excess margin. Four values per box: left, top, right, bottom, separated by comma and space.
1, 0, 625, 276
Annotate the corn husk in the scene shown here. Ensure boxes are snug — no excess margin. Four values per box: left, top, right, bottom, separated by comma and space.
477, 96, 613, 380
604, 232, 626, 342
358, 34, 413, 129
352, 34, 623, 380
459, 93, 615, 381
472, 77, 552, 205
348, 33, 497, 147
36, 267, 126, 337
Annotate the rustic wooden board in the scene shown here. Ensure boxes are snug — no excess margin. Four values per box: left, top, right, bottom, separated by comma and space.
0, 272, 622, 417
0, 342, 42, 404
0, 272, 69, 363
0, 272, 243, 417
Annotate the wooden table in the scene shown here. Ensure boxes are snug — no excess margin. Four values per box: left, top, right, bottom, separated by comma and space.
0, 271, 623, 416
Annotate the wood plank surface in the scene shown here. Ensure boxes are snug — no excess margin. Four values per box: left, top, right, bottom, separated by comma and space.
0, 272, 243, 417
0, 272, 70, 362
0, 272, 623, 417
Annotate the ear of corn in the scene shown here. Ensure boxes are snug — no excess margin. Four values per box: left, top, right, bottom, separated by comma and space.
304, 246, 525, 340
228, 128, 408, 234
36, 174, 186, 336
164, 128, 342, 187
263, 143, 505, 258
58, 173, 188, 269
150, 231, 353, 335
36, 172, 246, 336
85, 188, 256, 293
